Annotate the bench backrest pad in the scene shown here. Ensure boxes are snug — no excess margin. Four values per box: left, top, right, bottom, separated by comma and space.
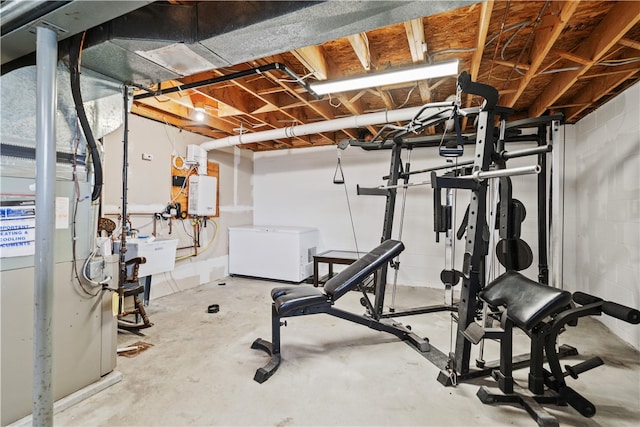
324, 240, 404, 301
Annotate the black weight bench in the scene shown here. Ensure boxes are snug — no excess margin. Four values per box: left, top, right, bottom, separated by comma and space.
471, 270, 640, 427
251, 239, 429, 383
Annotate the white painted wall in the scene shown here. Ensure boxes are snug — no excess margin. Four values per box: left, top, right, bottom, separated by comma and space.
106, 84, 639, 349
102, 115, 253, 299
253, 139, 543, 289
564, 82, 640, 350
253, 87, 640, 350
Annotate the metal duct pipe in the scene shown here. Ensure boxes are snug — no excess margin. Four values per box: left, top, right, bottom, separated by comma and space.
33, 25, 57, 427
200, 102, 454, 151
0, 1, 64, 36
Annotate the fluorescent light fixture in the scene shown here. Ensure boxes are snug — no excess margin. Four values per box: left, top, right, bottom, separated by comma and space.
310, 60, 459, 95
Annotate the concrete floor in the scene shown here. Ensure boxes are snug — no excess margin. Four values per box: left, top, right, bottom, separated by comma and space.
54, 276, 640, 426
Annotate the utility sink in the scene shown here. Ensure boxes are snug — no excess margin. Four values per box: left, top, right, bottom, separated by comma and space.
115, 238, 178, 277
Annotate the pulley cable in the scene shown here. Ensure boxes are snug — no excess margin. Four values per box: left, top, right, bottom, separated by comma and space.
335, 148, 360, 256
389, 147, 412, 312
333, 154, 345, 184
445, 158, 460, 384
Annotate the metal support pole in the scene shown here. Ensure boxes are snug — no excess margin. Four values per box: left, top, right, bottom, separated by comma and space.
118, 87, 131, 307
550, 120, 564, 288
373, 140, 403, 315
455, 108, 495, 375
537, 126, 549, 285
33, 25, 57, 427
443, 186, 455, 306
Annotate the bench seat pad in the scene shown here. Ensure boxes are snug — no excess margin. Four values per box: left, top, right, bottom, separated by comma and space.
271, 285, 328, 316
481, 271, 571, 330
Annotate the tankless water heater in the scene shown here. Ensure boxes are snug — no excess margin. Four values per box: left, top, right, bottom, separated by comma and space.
187, 175, 217, 216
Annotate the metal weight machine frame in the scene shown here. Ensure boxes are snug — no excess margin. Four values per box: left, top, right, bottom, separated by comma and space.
353, 72, 571, 384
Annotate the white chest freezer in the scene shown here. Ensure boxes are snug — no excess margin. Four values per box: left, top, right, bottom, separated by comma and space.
229, 225, 318, 282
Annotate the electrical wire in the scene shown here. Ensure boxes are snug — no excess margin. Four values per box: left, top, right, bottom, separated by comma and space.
180, 217, 194, 239
486, 0, 512, 81
427, 47, 478, 63
196, 218, 219, 253
163, 270, 182, 293
168, 164, 197, 204
501, 1, 549, 88
174, 217, 219, 261
598, 57, 640, 66
394, 84, 418, 109
484, 20, 532, 48
501, 20, 532, 61
162, 117, 178, 154
276, 71, 316, 83
70, 122, 103, 297
328, 92, 342, 108
424, 20, 531, 66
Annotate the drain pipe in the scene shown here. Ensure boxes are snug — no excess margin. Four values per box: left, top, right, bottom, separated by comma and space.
200, 102, 453, 151
33, 25, 57, 427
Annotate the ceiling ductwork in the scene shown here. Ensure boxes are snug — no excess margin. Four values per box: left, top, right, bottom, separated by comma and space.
0, 0, 153, 67
4, 1, 474, 85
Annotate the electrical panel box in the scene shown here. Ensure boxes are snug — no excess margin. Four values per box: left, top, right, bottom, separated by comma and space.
188, 175, 217, 216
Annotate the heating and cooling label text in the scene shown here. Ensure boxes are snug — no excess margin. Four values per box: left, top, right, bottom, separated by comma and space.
0, 201, 35, 258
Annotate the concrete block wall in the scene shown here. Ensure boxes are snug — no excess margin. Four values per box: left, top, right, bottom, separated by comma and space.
565, 82, 640, 350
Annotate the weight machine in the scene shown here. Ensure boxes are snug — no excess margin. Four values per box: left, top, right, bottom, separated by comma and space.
352, 72, 568, 384
251, 72, 639, 424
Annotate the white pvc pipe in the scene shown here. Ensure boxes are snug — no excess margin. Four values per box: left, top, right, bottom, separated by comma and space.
200, 102, 454, 151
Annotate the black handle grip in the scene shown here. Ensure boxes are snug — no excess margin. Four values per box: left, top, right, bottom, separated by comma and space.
559, 386, 596, 418
602, 301, 640, 324
572, 291, 602, 306
457, 71, 498, 109
564, 357, 604, 379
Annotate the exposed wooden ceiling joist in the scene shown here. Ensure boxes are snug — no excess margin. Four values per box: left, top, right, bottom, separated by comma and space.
501, 1, 580, 109
529, 1, 640, 118
128, 1, 640, 151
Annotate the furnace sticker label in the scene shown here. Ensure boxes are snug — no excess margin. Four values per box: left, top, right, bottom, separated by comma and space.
0, 200, 35, 258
